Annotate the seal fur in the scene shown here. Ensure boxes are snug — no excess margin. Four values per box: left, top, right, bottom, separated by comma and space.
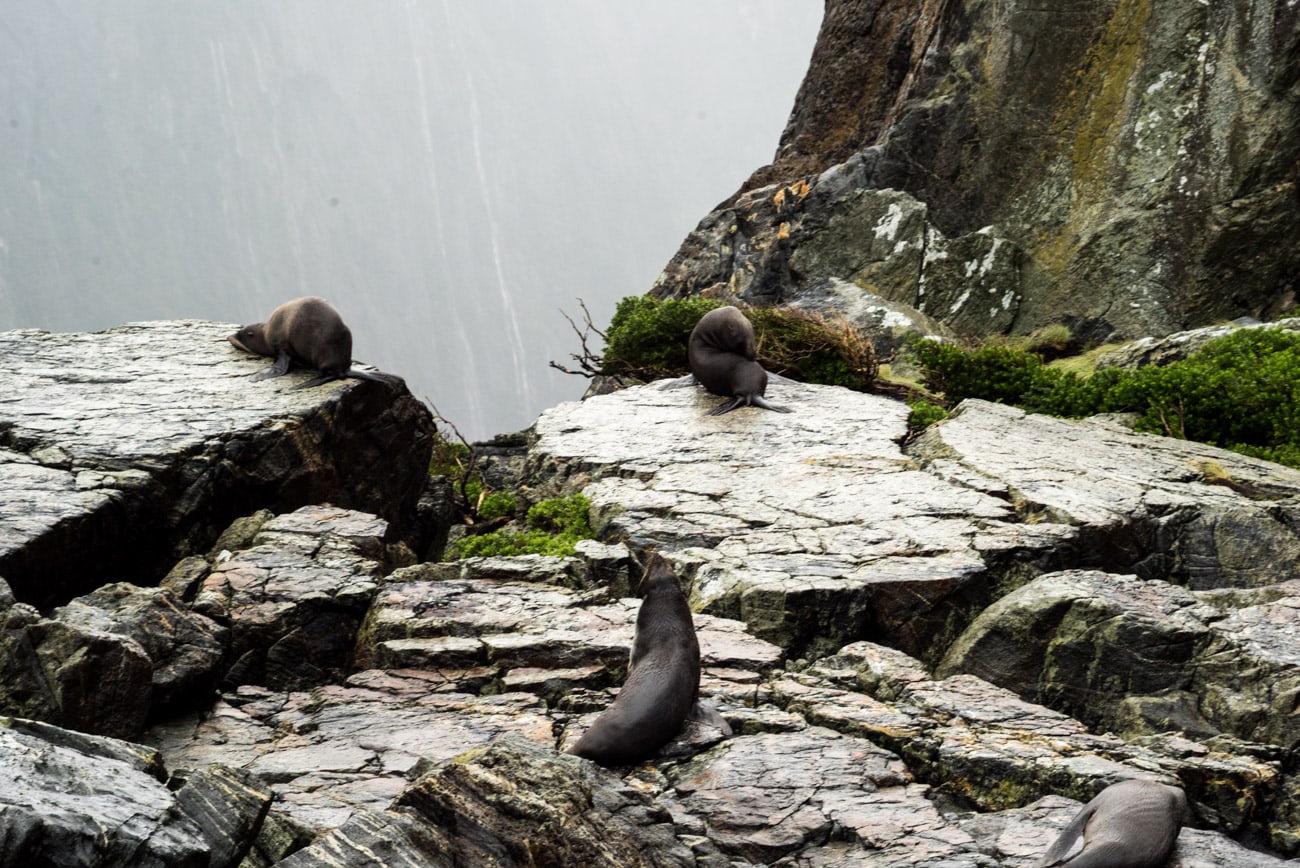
678, 305, 790, 415
568, 553, 702, 765
228, 296, 402, 389
1036, 779, 1187, 868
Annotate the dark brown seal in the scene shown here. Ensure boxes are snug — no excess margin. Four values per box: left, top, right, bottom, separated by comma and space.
1036, 779, 1187, 868
568, 553, 702, 765
686, 305, 790, 415
228, 296, 401, 389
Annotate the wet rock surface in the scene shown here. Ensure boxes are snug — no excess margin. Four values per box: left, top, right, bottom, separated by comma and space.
7, 363, 1300, 863
0, 320, 436, 609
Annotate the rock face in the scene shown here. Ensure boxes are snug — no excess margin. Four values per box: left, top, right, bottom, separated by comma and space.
653, 0, 1300, 343
0, 320, 436, 608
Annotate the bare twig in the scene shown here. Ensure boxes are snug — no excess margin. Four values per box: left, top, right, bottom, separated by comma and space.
550, 298, 607, 379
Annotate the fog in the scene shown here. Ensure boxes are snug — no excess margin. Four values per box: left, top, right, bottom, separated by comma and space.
0, 2, 822, 439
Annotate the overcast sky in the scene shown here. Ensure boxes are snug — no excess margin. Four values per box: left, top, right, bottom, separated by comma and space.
0, 2, 824, 438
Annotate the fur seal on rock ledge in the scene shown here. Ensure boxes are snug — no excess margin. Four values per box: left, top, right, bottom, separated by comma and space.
1036, 779, 1187, 868
228, 296, 402, 389
568, 553, 706, 765
660, 305, 791, 415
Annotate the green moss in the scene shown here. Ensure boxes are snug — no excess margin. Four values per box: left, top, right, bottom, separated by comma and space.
526, 493, 593, 537
446, 494, 594, 560
477, 490, 517, 521
908, 327, 1300, 469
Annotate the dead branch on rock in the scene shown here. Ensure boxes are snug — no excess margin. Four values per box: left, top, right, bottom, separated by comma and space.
549, 298, 606, 379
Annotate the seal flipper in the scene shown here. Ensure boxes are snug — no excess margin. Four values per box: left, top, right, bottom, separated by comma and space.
687, 700, 733, 737
252, 353, 293, 381
1037, 802, 1095, 867
708, 396, 746, 416
658, 374, 698, 390
750, 395, 792, 414
292, 373, 341, 390
764, 369, 798, 385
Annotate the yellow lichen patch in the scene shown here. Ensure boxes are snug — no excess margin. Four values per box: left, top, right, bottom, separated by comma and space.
1055, 0, 1153, 200
778, 221, 791, 240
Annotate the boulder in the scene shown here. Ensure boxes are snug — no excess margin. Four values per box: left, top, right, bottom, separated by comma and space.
53, 581, 226, 714
910, 399, 1300, 589
0, 716, 272, 868
1098, 318, 1300, 370
0, 595, 153, 741
0, 320, 436, 609
192, 506, 392, 691
527, 382, 1070, 663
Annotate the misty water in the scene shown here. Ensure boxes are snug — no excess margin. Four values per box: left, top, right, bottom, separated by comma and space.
1, 2, 822, 440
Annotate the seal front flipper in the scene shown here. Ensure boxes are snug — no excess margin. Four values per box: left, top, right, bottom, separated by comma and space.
252, 353, 294, 381
658, 374, 698, 390
708, 396, 746, 416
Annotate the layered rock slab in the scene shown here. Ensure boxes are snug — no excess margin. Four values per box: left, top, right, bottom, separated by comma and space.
528, 382, 1076, 662
911, 399, 1300, 589
0, 320, 435, 608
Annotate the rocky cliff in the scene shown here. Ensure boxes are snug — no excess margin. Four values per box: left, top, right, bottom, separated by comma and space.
5, 321, 1300, 865
653, 0, 1300, 343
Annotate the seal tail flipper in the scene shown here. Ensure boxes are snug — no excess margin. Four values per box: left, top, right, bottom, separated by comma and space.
251, 353, 293, 381
687, 700, 733, 737
658, 374, 698, 390
346, 369, 405, 387
750, 395, 792, 414
292, 373, 341, 390
708, 396, 746, 416
1036, 803, 1095, 867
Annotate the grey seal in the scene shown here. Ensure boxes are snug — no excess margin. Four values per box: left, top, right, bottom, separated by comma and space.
661, 305, 791, 415
1037, 779, 1187, 868
228, 296, 402, 389
568, 553, 708, 765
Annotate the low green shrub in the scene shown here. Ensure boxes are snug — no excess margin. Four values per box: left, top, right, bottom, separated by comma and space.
907, 327, 1300, 469
907, 400, 949, 433
600, 295, 877, 391
601, 296, 723, 380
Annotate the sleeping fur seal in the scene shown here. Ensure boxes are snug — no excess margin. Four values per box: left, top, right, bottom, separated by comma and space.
228, 296, 402, 389
1036, 779, 1187, 868
661, 305, 791, 415
568, 553, 704, 765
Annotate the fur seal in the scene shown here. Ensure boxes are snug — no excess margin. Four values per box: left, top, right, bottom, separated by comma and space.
1036, 779, 1187, 868
228, 296, 402, 389
662, 305, 791, 415
568, 553, 703, 765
